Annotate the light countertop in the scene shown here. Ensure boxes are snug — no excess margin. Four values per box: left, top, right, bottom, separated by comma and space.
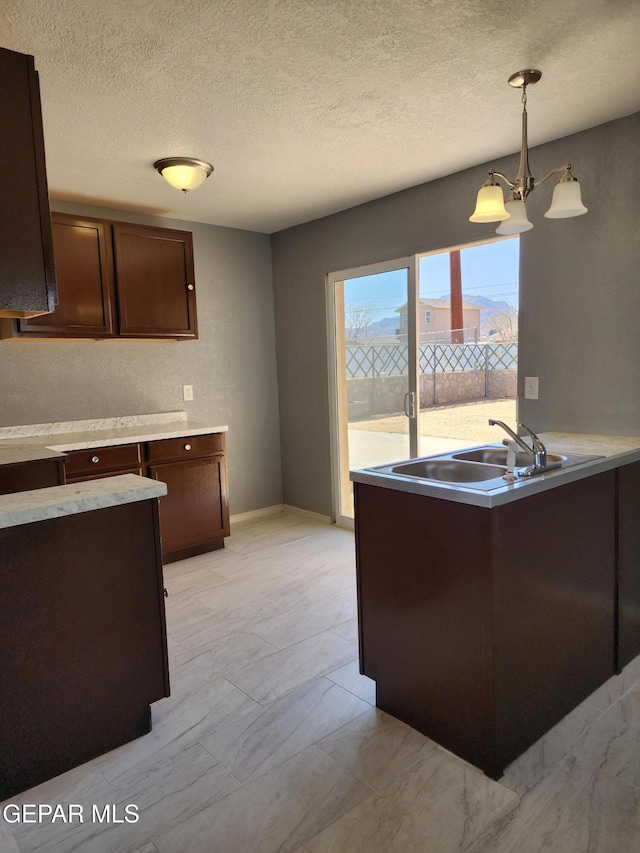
539, 431, 640, 458
0, 474, 167, 530
0, 412, 226, 527
350, 432, 640, 508
0, 411, 228, 466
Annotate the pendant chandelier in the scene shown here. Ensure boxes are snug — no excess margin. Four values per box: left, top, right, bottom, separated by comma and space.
469, 70, 588, 234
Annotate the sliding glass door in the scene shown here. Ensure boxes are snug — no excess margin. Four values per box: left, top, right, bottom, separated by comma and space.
327, 258, 418, 524
328, 237, 519, 525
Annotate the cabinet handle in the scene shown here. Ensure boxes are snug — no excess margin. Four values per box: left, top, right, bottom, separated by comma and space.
91, 455, 100, 464
184, 443, 192, 451
187, 284, 194, 291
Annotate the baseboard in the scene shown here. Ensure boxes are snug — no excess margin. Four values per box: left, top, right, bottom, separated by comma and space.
229, 503, 333, 526
283, 504, 333, 524
230, 504, 284, 524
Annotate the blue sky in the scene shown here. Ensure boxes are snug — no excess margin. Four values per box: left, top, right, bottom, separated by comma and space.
343, 237, 520, 320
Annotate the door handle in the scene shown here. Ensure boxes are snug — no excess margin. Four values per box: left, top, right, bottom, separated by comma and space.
403, 392, 415, 418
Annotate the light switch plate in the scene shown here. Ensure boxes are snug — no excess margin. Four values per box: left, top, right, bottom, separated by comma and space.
183, 384, 194, 401
524, 377, 539, 400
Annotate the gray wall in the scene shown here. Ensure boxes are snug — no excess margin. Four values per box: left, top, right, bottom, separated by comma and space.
517, 115, 640, 431
271, 112, 640, 517
0, 202, 283, 516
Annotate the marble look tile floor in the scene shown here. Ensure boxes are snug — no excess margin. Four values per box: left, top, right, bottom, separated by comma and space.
3, 511, 640, 852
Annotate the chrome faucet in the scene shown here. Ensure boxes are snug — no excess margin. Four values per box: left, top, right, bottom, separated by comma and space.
488, 419, 558, 477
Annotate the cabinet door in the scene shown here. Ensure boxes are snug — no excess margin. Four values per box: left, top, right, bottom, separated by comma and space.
18, 214, 116, 336
0, 48, 56, 318
112, 223, 197, 338
149, 456, 229, 557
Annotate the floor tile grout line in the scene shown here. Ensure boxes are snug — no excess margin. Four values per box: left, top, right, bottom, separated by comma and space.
323, 675, 375, 706
461, 798, 524, 853
249, 623, 357, 653
196, 718, 374, 791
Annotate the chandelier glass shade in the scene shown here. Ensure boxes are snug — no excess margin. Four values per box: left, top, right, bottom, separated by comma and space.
496, 195, 533, 235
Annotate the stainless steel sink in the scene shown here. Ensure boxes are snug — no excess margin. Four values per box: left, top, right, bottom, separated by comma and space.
453, 445, 601, 471
368, 443, 604, 491
453, 447, 565, 467
386, 459, 506, 483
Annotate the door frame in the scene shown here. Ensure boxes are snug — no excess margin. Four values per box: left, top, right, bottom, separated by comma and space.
326, 256, 419, 527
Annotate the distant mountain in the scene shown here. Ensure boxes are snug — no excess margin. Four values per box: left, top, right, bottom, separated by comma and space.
437, 293, 517, 337
438, 293, 513, 313
365, 316, 398, 337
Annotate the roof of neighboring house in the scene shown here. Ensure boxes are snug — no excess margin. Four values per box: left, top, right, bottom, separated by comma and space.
395, 299, 481, 313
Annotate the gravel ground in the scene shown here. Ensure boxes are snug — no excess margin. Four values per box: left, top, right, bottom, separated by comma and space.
349, 398, 517, 443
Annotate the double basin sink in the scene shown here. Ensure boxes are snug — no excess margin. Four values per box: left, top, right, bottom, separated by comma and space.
370, 444, 602, 491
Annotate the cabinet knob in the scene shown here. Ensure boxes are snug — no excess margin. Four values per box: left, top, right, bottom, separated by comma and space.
184, 443, 192, 451
91, 455, 100, 464
187, 284, 194, 291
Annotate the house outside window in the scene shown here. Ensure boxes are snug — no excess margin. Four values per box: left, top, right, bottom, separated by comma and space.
425, 310, 432, 324
403, 312, 408, 326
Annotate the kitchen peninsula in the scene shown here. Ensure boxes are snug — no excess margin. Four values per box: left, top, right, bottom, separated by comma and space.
351, 432, 640, 779
0, 474, 169, 799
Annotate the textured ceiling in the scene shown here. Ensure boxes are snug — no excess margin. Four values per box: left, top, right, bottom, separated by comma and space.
2, 0, 640, 233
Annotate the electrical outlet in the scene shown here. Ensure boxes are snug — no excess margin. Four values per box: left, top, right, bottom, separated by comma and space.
182, 384, 194, 401
524, 377, 539, 400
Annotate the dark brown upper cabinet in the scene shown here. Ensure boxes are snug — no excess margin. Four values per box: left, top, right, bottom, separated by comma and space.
0, 47, 57, 319
112, 222, 197, 339
18, 214, 116, 337
5, 214, 198, 340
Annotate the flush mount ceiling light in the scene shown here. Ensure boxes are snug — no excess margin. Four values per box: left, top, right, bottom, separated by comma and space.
154, 157, 214, 193
469, 70, 588, 234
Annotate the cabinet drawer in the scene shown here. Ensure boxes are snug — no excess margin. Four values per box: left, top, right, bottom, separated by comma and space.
146, 433, 224, 463
0, 458, 63, 495
64, 444, 142, 477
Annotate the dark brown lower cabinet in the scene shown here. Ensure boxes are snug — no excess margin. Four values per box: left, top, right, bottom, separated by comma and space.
61, 433, 230, 563
354, 471, 617, 779
0, 457, 64, 495
148, 446, 229, 563
0, 499, 169, 799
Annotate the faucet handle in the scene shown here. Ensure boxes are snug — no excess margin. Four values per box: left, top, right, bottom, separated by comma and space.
518, 422, 544, 452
